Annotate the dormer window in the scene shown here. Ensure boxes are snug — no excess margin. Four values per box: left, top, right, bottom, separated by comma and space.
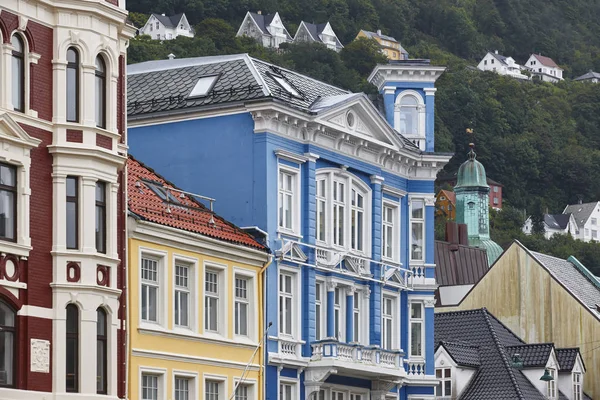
188, 75, 219, 98
547, 368, 557, 399
435, 367, 452, 398
573, 372, 582, 400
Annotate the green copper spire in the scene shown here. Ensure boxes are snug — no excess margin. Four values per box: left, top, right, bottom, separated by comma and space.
455, 143, 503, 265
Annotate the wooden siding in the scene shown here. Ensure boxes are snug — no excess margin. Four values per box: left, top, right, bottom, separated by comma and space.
436, 243, 600, 398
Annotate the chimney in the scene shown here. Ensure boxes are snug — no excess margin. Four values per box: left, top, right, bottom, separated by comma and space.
167, 53, 175, 60
495, 50, 498, 54
257, 10, 262, 15
377, 29, 382, 36
578, 195, 583, 205
161, 13, 165, 16
445, 221, 459, 251
458, 223, 469, 246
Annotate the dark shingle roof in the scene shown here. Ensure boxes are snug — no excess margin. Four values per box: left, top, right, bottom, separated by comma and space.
435, 308, 548, 400
152, 13, 184, 28
505, 343, 554, 367
490, 52, 508, 65
434, 240, 489, 286
544, 213, 572, 230
439, 341, 481, 367
248, 12, 274, 34
574, 70, 600, 81
563, 201, 599, 229
555, 348, 584, 372
299, 21, 344, 50
530, 251, 600, 311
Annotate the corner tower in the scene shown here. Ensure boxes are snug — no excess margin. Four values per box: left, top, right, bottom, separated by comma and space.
455, 144, 503, 265
368, 60, 445, 151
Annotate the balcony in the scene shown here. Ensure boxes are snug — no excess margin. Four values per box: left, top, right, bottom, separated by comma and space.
309, 340, 406, 379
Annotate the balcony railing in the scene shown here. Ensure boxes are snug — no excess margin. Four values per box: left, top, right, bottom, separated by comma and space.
311, 340, 403, 369
405, 359, 426, 376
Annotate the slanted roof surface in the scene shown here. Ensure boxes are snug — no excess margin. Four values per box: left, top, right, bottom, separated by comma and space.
533, 54, 561, 69
152, 13, 184, 28
248, 12, 275, 34
300, 21, 343, 49
505, 343, 554, 367
490, 52, 508, 65
544, 213, 571, 230
574, 70, 600, 81
555, 348, 584, 372
361, 29, 398, 43
127, 156, 267, 251
439, 341, 481, 367
438, 189, 455, 204
563, 201, 599, 229
435, 241, 489, 286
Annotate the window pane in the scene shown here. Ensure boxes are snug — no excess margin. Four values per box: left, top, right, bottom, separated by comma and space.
148, 286, 157, 321
412, 200, 424, 219
285, 297, 292, 334
0, 190, 15, 240
0, 331, 13, 386
95, 74, 105, 128
95, 182, 106, 253
411, 322, 422, 356
96, 339, 106, 392
66, 48, 79, 122
237, 302, 248, 335
0, 166, 16, 188
411, 222, 423, 260
411, 303, 422, 319
12, 53, 24, 112
66, 177, 78, 249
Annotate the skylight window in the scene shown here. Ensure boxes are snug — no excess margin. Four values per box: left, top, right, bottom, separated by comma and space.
272, 74, 300, 97
143, 180, 180, 204
188, 75, 219, 98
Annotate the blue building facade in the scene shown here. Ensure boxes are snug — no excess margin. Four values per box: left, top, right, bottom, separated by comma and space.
127, 55, 449, 400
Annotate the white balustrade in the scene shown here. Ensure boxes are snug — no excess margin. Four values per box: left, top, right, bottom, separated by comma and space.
380, 351, 397, 367
361, 348, 375, 364
310, 341, 401, 371
280, 339, 299, 358
405, 360, 426, 376
337, 344, 354, 361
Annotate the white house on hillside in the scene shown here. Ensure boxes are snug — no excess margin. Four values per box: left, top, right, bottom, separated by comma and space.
294, 21, 344, 52
522, 213, 578, 239
477, 50, 529, 80
563, 201, 600, 242
574, 70, 600, 83
139, 13, 194, 40
526, 54, 563, 82
236, 11, 292, 48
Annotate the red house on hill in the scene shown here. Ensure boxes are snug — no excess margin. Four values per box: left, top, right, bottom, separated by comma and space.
437, 174, 503, 210
0, 2, 133, 399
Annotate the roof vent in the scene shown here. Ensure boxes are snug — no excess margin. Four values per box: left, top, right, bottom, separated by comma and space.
257, 10, 262, 15
168, 53, 176, 60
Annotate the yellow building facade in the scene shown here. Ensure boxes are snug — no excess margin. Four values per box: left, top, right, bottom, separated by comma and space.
356, 29, 408, 60
127, 157, 270, 400
437, 241, 600, 398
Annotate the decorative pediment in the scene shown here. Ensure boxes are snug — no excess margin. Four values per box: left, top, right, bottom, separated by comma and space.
0, 112, 42, 149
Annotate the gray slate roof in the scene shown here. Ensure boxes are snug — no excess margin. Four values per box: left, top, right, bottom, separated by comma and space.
530, 251, 600, 312
127, 54, 422, 152
299, 22, 344, 50
544, 213, 571, 230
505, 343, 554, 367
152, 13, 184, 28
490, 52, 508, 65
574, 70, 600, 81
247, 12, 292, 40
436, 308, 553, 400
555, 348, 584, 372
439, 341, 481, 367
563, 201, 599, 229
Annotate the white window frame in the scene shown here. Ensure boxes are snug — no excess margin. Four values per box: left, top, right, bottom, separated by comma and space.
352, 290, 361, 343
139, 367, 167, 400
233, 268, 257, 343
173, 255, 198, 332
279, 377, 299, 400
172, 370, 198, 400
547, 368, 557, 399
315, 169, 372, 257
233, 378, 257, 400
573, 372, 582, 400
435, 367, 452, 397
203, 262, 228, 337
393, 90, 425, 142
315, 280, 325, 341
333, 286, 344, 341
203, 374, 227, 400
409, 197, 426, 263
382, 200, 400, 262
278, 266, 301, 340
316, 177, 327, 243
139, 249, 168, 328
277, 164, 301, 236
408, 300, 425, 358
382, 291, 399, 350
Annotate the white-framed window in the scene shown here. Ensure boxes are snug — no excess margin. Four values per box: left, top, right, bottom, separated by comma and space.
280, 381, 297, 400
315, 281, 324, 340
174, 376, 191, 400
205, 269, 220, 332
234, 382, 254, 400
592, 218, 597, 225
493, 197, 499, 205
493, 186, 498, 193
334, 287, 343, 341
235, 276, 249, 337
585, 229, 590, 236
174, 264, 190, 328
435, 368, 452, 397
382, 202, 399, 261
141, 257, 160, 323
382, 296, 395, 350
573, 372, 582, 400
279, 272, 294, 337
350, 394, 363, 400
205, 379, 222, 400
332, 391, 345, 400
141, 373, 162, 400
547, 368, 556, 399
593, 230, 598, 239
278, 165, 300, 234
409, 302, 424, 357
410, 199, 425, 262
315, 170, 371, 255
353, 292, 360, 343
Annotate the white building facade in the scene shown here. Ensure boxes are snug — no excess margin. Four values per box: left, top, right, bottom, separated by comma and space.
139, 13, 194, 40
477, 51, 529, 80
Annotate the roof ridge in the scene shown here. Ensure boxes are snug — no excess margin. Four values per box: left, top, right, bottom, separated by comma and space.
481, 308, 526, 400
566, 255, 600, 292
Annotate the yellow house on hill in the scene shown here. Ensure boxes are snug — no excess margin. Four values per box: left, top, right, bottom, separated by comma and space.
356, 29, 409, 60
437, 241, 600, 399
127, 156, 270, 400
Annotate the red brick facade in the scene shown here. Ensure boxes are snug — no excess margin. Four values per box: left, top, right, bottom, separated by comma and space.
0, 7, 128, 397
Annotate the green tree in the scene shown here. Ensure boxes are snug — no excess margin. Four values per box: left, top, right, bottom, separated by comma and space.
340, 37, 387, 76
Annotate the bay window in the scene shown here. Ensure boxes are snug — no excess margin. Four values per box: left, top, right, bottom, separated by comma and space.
315, 170, 371, 255
0, 164, 17, 242
410, 302, 423, 357
0, 300, 15, 387
410, 199, 425, 261
11, 35, 25, 113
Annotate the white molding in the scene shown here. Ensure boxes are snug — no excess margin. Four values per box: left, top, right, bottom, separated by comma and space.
423, 88, 437, 96
382, 184, 407, 198
274, 149, 308, 164
370, 175, 385, 185
304, 152, 320, 163
17, 305, 52, 319
133, 348, 260, 371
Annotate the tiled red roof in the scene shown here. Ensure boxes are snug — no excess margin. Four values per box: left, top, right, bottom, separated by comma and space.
127, 156, 267, 251
533, 54, 560, 69
439, 189, 456, 205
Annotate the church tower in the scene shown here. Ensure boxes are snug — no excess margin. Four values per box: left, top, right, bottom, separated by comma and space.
455, 143, 503, 265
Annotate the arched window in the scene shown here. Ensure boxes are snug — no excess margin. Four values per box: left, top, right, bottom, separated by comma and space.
96, 308, 107, 394
66, 48, 80, 122
11, 34, 25, 112
398, 95, 418, 136
0, 299, 16, 387
95, 56, 106, 129
66, 304, 79, 392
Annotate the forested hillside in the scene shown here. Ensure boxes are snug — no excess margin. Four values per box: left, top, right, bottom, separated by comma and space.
125, 0, 600, 274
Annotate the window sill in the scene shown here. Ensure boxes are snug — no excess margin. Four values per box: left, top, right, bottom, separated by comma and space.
277, 228, 302, 239
0, 241, 32, 258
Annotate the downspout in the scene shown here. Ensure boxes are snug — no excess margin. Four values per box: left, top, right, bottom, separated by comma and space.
259, 253, 272, 400
123, 169, 130, 399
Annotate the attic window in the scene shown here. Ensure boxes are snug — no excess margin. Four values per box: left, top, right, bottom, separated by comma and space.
271, 74, 300, 97
143, 179, 180, 204
188, 75, 219, 98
